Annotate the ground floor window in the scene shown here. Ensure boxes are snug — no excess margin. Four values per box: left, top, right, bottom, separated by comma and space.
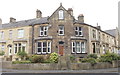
14, 43, 26, 54
1, 44, 5, 51
72, 41, 85, 53
37, 41, 51, 54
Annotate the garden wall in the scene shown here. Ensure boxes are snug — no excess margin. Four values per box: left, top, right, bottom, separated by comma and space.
1, 60, 120, 70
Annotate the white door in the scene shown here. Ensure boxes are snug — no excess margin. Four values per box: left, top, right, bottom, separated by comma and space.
9, 46, 12, 55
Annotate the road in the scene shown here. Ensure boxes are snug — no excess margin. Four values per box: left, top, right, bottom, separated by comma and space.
1, 68, 120, 73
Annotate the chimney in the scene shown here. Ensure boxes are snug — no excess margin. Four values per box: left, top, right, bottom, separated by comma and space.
68, 8, 73, 16
78, 14, 84, 23
36, 9, 42, 18
10, 17, 16, 23
0, 18, 2, 25
96, 23, 101, 30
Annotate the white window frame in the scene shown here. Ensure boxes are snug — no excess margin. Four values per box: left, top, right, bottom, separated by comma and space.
81, 42, 85, 53
72, 42, 75, 53
0, 31, 4, 40
75, 27, 82, 36
14, 44, 17, 54
37, 41, 51, 54
18, 29, 24, 38
40, 26, 48, 36
72, 41, 86, 53
59, 10, 64, 19
58, 25, 64, 35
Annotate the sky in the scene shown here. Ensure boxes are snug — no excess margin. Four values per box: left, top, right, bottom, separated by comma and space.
0, 0, 119, 30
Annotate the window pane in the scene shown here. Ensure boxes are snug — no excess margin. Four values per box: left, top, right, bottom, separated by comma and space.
38, 42, 41, 47
75, 31, 78, 35
43, 42, 47, 47
79, 27, 81, 31
38, 48, 41, 52
59, 10, 64, 19
43, 48, 47, 52
81, 42, 85, 53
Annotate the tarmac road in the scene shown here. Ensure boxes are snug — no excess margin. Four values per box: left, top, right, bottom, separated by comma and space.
1, 68, 119, 73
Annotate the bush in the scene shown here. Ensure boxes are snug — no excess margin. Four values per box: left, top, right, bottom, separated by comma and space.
0, 51, 5, 56
81, 58, 97, 65
17, 51, 27, 60
49, 52, 58, 63
87, 54, 98, 59
70, 55, 75, 62
12, 61, 31, 64
99, 53, 119, 63
31, 55, 44, 63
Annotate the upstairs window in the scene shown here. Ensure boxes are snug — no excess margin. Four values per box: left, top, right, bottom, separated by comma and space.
75, 27, 82, 36
59, 10, 64, 19
58, 25, 64, 35
0, 31, 4, 40
18, 29, 24, 38
40, 26, 48, 36
92, 29, 96, 39
9, 30, 12, 39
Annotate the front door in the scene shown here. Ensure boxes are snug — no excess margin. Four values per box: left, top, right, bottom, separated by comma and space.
59, 45, 64, 56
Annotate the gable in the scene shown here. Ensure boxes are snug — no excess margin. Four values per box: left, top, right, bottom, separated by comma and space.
48, 4, 75, 21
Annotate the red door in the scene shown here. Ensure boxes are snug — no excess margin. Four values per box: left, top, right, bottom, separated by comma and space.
59, 46, 64, 56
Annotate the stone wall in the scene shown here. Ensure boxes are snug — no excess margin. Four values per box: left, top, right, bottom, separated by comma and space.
1, 61, 120, 70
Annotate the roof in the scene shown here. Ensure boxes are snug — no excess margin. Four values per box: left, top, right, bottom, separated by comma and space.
0, 17, 48, 29
105, 29, 116, 37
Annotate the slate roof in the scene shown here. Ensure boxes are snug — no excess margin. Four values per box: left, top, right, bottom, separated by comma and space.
105, 29, 116, 37
0, 17, 48, 29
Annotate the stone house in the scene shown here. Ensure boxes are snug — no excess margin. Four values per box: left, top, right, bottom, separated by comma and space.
0, 4, 118, 61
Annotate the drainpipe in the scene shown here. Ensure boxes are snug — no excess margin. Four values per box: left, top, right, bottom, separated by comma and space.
31, 24, 34, 54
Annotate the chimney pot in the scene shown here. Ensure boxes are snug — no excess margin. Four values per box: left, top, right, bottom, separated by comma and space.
68, 8, 73, 16
10, 17, 16, 23
78, 14, 84, 23
36, 9, 42, 18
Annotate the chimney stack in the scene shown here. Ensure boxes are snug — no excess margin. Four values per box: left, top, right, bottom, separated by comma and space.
0, 18, 2, 25
36, 9, 42, 18
10, 17, 16, 23
68, 8, 73, 16
78, 14, 84, 23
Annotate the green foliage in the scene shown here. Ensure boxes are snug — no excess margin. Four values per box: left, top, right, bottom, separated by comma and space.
99, 53, 119, 63
70, 55, 75, 62
0, 51, 5, 56
87, 54, 98, 59
30, 55, 44, 63
17, 51, 27, 60
81, 58, 97, 65
49, 52, 58, 63
12, 60, 31, 64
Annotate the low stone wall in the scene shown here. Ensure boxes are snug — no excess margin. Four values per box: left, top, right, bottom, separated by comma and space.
1, 60, 120, 70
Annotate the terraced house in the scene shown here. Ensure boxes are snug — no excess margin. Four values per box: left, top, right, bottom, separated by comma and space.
0, 4, 118, 61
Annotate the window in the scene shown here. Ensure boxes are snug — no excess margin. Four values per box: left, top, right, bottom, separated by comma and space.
59, 10, 64, 19
9, 30, 12, 39
92, 29, 96, 39
1, 45, 4, 50
59, 25, 64, 35
37, 41, 51, 54
14, 44, 17, 54
72, 42, 86, 53
18, 29, 24, 38
14, 43, 26, 54
0, 31, 4, 40
75, 27, 82, 36
40, 26, 48, 36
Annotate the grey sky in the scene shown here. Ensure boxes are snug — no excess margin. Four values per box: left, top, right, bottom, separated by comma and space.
0, 0, 119, 30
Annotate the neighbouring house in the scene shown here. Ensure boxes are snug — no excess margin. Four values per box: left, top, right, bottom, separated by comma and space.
0, 4, 118, 61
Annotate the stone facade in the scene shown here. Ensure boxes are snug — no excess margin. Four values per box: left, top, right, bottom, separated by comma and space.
0, 4, 118, 61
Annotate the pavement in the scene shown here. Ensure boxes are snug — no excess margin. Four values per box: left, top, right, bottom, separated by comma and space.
1, 68, 119, 73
